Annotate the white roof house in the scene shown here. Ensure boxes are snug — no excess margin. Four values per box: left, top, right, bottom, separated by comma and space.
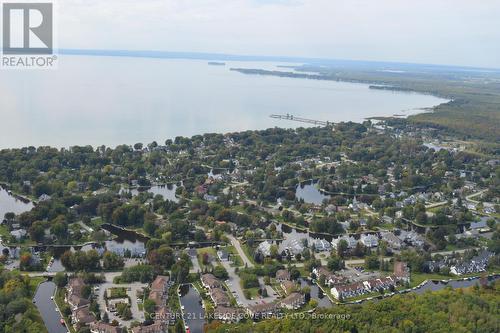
361, 234, 379, 248
332, 235, 358, 249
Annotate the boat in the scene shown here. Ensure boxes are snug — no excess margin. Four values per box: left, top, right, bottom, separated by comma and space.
60, 319, 65, 325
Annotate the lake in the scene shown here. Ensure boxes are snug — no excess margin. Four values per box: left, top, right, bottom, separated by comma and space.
0, 56, 448, 148
124, 184, 179, 203
295, 181, 330, 205
0, 188, 33, 220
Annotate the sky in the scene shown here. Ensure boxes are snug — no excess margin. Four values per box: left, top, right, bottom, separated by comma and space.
55, 0, 500, 68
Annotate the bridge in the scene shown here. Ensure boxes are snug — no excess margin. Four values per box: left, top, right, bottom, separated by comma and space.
270, 114, 332, 126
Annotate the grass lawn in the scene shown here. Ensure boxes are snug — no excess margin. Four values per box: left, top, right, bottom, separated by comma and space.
223, 245, 244, 267
197, 247, 218, 270
241, 244, 257, 266
29, 276, 46, 295
0, 225, 10, 239
55, 288, 77, 333
242, 286, 260, 300
378, 223, 395, 230
107, 287, 128, 298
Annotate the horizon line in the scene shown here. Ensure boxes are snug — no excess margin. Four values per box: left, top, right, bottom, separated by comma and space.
57, 48, 500, 72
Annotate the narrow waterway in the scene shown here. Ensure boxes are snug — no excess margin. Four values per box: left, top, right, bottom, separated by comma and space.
101, 223, 148, 257
179, 284, 205, 333
33, 281, 67, 333
298, 278, 332, 308
413, 275, 499, 294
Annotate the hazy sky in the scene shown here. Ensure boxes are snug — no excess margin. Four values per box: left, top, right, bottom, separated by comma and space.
57, 0, 500, 68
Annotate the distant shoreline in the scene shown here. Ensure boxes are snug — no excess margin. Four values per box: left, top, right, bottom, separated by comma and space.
58, 49, 500, 72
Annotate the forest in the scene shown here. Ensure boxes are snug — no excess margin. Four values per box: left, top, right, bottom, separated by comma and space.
207, 281, 500, 333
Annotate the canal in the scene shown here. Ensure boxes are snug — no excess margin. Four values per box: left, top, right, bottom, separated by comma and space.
414, 275, 500, 294
298, 278, 333, 308
179, 284, 205, 333
101, 223, 148, 257
33, 281, 68, 333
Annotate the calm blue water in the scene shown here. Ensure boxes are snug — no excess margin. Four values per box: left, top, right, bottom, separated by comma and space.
0, 188, 33, 220
295, 181, 330, 205
33, 281, 68, 333
0, 56, 447, 148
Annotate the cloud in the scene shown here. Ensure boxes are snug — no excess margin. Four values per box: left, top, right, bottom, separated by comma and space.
56, 0, 500, 67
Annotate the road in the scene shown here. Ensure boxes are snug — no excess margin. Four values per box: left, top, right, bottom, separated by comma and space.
188, 248, 201, 273
227, 234, 254, 268
466, 189, 488, 204
425, 201, 448, 209
223, 234, 278, 306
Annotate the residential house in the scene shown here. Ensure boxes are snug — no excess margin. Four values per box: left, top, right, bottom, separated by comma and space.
108, 298, 129, 313
149, 275, 169, 306
257, 241, 272, 257
450, 250, 494, 275
360, 234, 378, 248
393, 262, 410, 283
275, 269, 290, 283
131, 322, 167, 333
67, 278, 85, 296
312, 239, 331, 252
90, 322, 124, 333
331, 282, 367, 300
72, 305, 96, 327
213, 306, 243, 323
68, 293, 91, 310
153, 305, 175, 326
10, 229, 26, 240
280, 292, 305, 310
246, 302, 279, 319
381, 232, 403, 250
38, 194, 51, 202
66, 277, 90, 310
364, 276, 396, 292
331, 235, 358, 249
281, 280, 297, 295
217, 249, 229, 261
312, 267, 345, 287
210, 288, 230, 307
201, 274, 222, 290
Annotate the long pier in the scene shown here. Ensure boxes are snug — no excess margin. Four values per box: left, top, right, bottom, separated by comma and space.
270, 114, 332, 126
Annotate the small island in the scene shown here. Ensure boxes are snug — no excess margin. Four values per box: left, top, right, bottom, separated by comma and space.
208, 61, 226, 66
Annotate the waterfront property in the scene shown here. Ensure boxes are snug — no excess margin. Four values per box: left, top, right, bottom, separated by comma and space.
280, 292, 306, 310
